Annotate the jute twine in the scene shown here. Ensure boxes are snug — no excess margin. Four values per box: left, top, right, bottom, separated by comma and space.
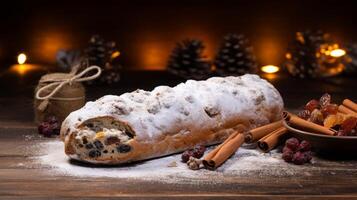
34, 65, 101, 123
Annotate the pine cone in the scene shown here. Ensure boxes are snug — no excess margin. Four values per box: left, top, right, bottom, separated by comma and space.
284, 30, 331, 78
84, 35, 121, 84
167, 39, 211, 80
214, 34, 257, 76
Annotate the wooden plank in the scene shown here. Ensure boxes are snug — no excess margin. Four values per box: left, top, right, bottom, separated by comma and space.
0, 129, 357, 199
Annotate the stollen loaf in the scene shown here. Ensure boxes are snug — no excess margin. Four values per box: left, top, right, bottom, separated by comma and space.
60, 74, 284, 164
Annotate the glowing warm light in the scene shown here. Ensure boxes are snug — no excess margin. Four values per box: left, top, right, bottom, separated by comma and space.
17, 53, 27, 64
330, 49, 346, 58
111, 51, 120, 59
261, 65, 280, 74
10, 64, 41, 76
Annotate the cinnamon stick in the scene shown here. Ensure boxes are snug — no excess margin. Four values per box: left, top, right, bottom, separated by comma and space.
203, 131, 239, 161
203, 132, 244, 170
244, 120, 283, 143
257, 126, 287, 152
338, 105, 357, 117
343, 99, 357, 113
282, 111, 336, 136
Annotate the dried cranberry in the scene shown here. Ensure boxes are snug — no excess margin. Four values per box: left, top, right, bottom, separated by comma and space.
285, 138, 300, 151
298, 140, 311, 152
305, 99, 320, 112
292, 151, 306, 165
282, 146, 292, 153
181, 150, 193, 163
37, 116, 61, 137
38, 123, 52, 137
282, 150, 294, 162
297, 110, 311, 120
321, 104, 338, 118
319, 93, 331, 108
192, 145, 206, 159
303, 151, 312, 163
282, 146, 294, 162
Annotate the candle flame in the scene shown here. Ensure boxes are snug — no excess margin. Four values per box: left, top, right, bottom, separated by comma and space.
330, 49, 346, 58
261, 65, 280, 74
17, 53, 27, 65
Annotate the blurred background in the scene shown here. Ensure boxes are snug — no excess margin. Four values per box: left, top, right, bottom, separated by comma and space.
0, 0, 356, 70
0, 0, 356, 123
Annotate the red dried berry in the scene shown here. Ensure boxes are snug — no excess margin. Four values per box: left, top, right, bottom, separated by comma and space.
305, 99, 320, 112
38, 122, 53, 137
319, 93, 331, 108
181, 151, 193, 163
192, 145, 206, 159
282, 146, 293, 153
341, 117, 357, 134
298, 140, 311, 152
321, 104, 338, 118
292, 151, 306, 165
297, 110, 311, 120
303, 151, 312, 163
285, 138, 300, 151
282, 150, 294, 162
38, 116, 60, 137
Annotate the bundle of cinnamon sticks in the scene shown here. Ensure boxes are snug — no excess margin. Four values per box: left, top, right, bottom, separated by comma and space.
203, 120, 288, 170
338, 99, 357, 116
202, 98, 357, 170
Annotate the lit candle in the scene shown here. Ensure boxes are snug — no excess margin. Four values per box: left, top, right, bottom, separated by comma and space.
261, 65, 280, 74
317, 44, 346, 77
10, 53, 43, 76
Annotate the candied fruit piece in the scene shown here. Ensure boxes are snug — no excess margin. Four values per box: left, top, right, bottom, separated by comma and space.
321, 104, 338, 118
319, 93, 331, 108
305, 99, 320, 112
323, 115, 338, 128
341, 117, 357, 133
309, 109, 324, 125
297, 110, 311, 120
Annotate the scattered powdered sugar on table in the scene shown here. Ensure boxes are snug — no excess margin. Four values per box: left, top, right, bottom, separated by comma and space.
33, 140, 318, 183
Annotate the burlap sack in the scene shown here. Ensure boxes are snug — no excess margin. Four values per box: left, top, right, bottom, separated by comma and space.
34, 65, 101, 124
34, 73, 85, 123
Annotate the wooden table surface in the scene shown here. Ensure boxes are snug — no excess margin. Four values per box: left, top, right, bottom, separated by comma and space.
0, 71, 356, 199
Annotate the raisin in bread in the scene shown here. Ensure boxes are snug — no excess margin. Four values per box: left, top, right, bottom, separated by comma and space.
60, 74, 284, 164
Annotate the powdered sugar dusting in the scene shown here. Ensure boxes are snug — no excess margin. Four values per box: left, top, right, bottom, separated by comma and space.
33, 140, 318, 183
61, 74, 284, 142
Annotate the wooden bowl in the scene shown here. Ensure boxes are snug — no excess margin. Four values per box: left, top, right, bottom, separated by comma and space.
282, 120, 357, 158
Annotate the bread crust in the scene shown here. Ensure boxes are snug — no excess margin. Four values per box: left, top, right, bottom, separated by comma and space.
61, 75, 284, 164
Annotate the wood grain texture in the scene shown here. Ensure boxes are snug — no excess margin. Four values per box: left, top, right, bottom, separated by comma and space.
0, 126, 357, 199
0, 72, 356, 199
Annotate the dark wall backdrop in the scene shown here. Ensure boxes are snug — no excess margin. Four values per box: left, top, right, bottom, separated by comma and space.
0, 0, 356, 70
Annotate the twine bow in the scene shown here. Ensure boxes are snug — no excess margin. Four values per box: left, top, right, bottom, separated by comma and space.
36, 65, 102, 112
